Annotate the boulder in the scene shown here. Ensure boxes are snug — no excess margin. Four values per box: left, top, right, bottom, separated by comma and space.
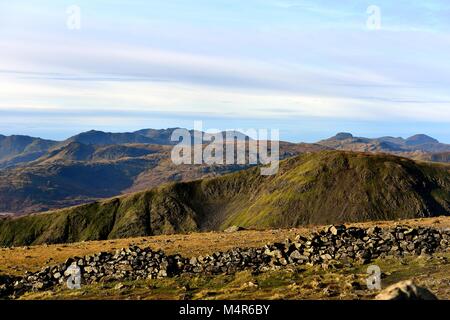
375, 280, 438, 300
224, 226, 246, 233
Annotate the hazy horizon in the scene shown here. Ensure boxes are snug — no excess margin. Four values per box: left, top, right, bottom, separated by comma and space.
1, 125, 449, 145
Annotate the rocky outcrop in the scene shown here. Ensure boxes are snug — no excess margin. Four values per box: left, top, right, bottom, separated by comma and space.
1, 225, 449, 299
223, 226, 246, 233
375, 280, 438, 300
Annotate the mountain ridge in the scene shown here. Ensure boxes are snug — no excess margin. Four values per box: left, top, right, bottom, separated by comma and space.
1, 150, 449, 247
0, 129, 449, 215
319, 132, 450, 153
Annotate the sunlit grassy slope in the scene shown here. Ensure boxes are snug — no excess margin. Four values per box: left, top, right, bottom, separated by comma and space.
1, 151, 449, 246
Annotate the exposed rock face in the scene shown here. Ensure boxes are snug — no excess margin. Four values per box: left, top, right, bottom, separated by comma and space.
1, 225, 449, 299
375, 280, 438, 300
224, 226, 246, 233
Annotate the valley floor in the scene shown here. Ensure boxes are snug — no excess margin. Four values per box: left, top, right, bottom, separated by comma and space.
1, 216, 449, 300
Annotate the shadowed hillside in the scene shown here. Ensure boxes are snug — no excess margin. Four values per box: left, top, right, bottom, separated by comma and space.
1, 129, 448, 215
0, 151, 449, 247
0, 139, 326, 214
0, 135, 58, 168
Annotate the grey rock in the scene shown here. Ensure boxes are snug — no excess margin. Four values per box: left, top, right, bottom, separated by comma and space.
375, 280, 438, 300
224, 226, 246, 233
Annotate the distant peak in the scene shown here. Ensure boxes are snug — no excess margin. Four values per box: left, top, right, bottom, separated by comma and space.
333, 132, 354, 140
406, 134, 439, 145
84, 130, 104, 134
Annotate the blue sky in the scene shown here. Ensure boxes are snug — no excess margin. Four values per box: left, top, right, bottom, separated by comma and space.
0, 0, 450, 142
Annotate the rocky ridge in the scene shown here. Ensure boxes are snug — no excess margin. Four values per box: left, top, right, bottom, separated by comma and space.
1, 224, 449, 299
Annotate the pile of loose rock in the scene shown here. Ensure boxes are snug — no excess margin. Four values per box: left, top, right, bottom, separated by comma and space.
1, 225, 449, 298
263, 224, 449, 268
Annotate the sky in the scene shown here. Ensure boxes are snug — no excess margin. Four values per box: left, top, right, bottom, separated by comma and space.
0, 0, 450, 142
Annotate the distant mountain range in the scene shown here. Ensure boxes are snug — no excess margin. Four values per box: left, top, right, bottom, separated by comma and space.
318, 132, 450, 153
316, 132, 450, 164
1, 130, 449, 169
1, 150, 449, 246
0, 128, 251, 169
0, 129, 449, 215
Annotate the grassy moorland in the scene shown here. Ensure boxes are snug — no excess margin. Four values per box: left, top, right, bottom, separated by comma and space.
0, 217, 449, 300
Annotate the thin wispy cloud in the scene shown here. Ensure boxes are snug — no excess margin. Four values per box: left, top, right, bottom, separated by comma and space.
0, 0, 449, 141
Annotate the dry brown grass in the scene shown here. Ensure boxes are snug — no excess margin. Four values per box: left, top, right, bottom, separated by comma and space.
1, 216, 448, 276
